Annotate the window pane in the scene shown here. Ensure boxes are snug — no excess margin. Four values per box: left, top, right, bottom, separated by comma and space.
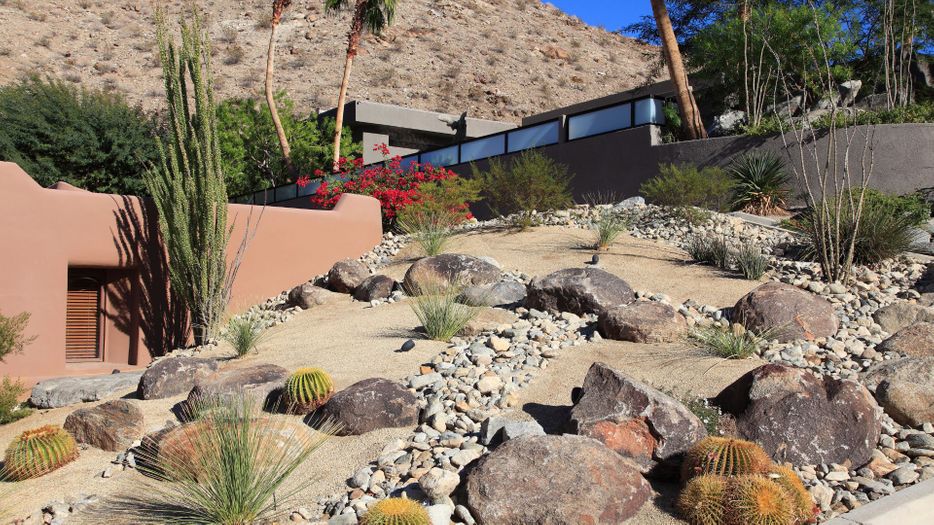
420, 146, 459, 167
275, 184, 297, 202
460, 134, 506, 162
635, 98, 665, 126
568, 103, 631, 140
507, 121, 560, 152
254, 189, 273, 205
400, 154, 418, 171
298, 179, 320, 196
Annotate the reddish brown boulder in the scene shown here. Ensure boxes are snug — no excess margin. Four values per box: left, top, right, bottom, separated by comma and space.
862, 357, 934, 427
288, 283, 337, 309
327, 259, 370, 293
526, 267, 634, 316
569, 362, 707, 477
877, 322, 934, 357
403, 254, 501, 294
64, 400, 144, 451
599, 301, 688, 343
186, 363, 288, 410
733, 282, 838, 342
315, 378, 418, 436
714, 364, 881, 466
463, 434, 651, 525
353, 274, 396, 302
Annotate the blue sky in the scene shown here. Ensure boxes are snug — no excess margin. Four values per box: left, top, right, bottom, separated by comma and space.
547, 1, 654, 33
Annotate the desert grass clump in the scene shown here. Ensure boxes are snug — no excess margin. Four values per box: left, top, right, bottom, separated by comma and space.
682, 437, 772, 481
689, 325, 771, 359
361, 497, 431, 525
222, 316, 267, 358
685, 236, 732, 270
2, 425, 79, 481
397, 210, 457, 256
734, 244, 769, 280
408, 284, 478, 341
678, 475, 728, 525
283, 367, 334, 414
593, 210, 628, 250
727, 152, 791, 215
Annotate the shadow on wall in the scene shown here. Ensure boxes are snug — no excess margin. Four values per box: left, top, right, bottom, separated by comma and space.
109, 196, 188, 359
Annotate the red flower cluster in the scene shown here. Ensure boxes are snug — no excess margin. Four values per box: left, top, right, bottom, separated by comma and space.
298, 144, 464, 224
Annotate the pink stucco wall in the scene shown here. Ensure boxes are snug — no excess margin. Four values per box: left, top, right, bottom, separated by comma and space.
0, 162, 383, 385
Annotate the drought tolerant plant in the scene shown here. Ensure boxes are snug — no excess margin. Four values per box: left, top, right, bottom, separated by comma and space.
685, 235, 732, 270
593, 210, 629, 250
2, 425, 79, 481
264, 0, 293, 172
361, 497, 430, 525
689, 325, 771, 359
221, 316, 268, 358
397, 209, 457, 256
396, 176, 480, 256
640, 163, 734, 211
0, 376, 32, 425
471, 150, 574, 229
727, 152, 790, 215
770, 465, 818, 524
682, 437, 772, 481
734, 244, 769, 280
728, 475, 796, 525
283, 367, 334, 413
408, 284, 478, 341
0, 309, 35, 362
678, 474, 727, 525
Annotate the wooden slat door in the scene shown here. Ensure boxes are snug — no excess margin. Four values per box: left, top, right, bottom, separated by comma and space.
66, 273, 103, 362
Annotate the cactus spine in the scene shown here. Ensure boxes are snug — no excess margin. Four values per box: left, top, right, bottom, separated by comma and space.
361, 497, 431, 525
729, 475, 795, 525
3, 425, 79, 480
682, 436, 772, 481
678, 475, 728, 525
284, 367, 335, 413
770, 465, 818, 523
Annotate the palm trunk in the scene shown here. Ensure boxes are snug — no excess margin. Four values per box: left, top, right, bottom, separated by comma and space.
331, 51, 355, 171
651, 0, 706, 140
266, 20, 291, 173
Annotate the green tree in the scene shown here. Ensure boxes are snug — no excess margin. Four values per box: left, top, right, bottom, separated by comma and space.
0, 76, 160, 195
216, 94, 360, 196
325, 0, 398, 170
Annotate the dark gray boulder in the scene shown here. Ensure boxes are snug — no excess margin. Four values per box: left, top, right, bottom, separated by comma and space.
714, 363, 881, 466
64, 400, 144, 451
30, 371, 144, 409
403, 254, 501, 294
526, 267, 634, 316
463, 435, 651, 525
137, 356, 220, 400
353, 274, 396, 302
327, 259, 370, 293
461, 281, 527, 307
315, 378, 418, 436
733, 282, 838, 342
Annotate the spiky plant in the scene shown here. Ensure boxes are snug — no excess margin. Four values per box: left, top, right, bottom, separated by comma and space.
770, 465, 817, 524
593, 210, 628, 250
689, 325, 775, 359
678, 475, 728, 525
397, 209, 458, 256
284, 367, 335, 414
361, 497, 431, 525
221, 316, 267, 358
728, 475, 796, 525
682, 437, 772, 482
735, 244, 769, 280
727, 152, 791, 215
408, 283, 478, 341
2, 425, 79, 481
685, 235, 732, 270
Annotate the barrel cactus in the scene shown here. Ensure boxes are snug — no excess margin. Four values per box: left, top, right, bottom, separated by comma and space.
678, 474, 728, 525
361, 497, 430, 525
3, 425, 79, 480
682, 436, 772, 481
728, 475, 796, 525
284, 367, 334, 413
770, 465, 817, 523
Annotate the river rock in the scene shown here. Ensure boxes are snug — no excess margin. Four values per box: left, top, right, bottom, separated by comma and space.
461, 281, 527, 307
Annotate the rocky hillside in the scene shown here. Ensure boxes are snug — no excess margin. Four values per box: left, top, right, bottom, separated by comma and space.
0, 0, 662, 121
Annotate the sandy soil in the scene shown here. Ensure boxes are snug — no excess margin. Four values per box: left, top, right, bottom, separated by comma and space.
1, 227, 763, 522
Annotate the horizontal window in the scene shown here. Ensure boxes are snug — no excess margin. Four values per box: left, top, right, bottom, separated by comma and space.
400, 155, 419, 171
568, 103, 632, 140
297, 180, 320, 197
635, 98, 665, 126
507, 121, 560, 153
275, 184, 297, 202
460, 134, 506, 162
420, 145, 459, 167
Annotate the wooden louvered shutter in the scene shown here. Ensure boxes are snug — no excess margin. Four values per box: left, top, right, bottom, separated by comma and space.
66, 274, 102, 362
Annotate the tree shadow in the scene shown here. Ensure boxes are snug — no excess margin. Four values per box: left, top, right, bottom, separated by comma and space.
108, 196, 189, 361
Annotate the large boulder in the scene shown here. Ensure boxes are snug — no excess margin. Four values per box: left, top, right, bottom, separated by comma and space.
327, 259, 370, 293
878, 322, 934, 357
569, 362, 707, 476
714, 364, 881, 466
873, 302, 934, 334
30, 371, 144, 409
463, 434, 651, 525
137, 356, 220, 400
732, 282, 838, 342
314, 378, 418, 436
288, 283, 338, 309
599, 301, 687, 343
526, 267, 634, 316
862, 357, 934, 427
64, 400, 144, 451
353, 274, 396, 302
186, 363, 288, 410
461, 281, 527, 308
838, 80, 862, 107
403, 254, 501, 294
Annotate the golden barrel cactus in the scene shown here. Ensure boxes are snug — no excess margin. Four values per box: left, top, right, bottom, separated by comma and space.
361, 497, 431, 525
3, 425, 79, 481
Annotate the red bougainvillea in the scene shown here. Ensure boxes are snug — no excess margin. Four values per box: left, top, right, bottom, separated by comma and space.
298, 145, 465, 225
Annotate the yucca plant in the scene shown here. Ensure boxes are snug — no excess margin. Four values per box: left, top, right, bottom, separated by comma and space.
689, 325, 772, 359
727, 152, 791, 215
734, 244, 769, 280
408, 283, 478, 341
682, 437, 772, 481
361, 497, 431, 525
112, 395, 334, 524
283, 367, 334, 414
593, 210, 629, 250
397, 209, 458, 256
2, 425, 79, 481
221, 316, 267, 358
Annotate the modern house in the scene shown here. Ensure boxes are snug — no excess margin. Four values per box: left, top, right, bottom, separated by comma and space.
0, 163, 383, 386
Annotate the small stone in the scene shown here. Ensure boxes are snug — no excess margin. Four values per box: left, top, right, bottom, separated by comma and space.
476, 375, 503, 394
419, 467, 460, 503
889, 465, 920, 485
399, 339, 416, 353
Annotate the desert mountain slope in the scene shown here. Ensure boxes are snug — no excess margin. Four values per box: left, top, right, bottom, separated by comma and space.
0, 0, 662, 121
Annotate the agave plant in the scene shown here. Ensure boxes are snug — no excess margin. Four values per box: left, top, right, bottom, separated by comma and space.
727, 152, 791, 215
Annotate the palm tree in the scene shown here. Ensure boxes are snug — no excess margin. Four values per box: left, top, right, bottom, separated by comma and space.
650, 0, 707, 140
325, 0, 397, 171
266, 0, 292, 172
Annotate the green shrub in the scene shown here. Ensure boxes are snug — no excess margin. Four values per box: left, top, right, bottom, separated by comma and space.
640, 163, 734, 211
727, 152, 791, 215
734, 245, 769, 280
396, 177, 480, 256
0, 310, 35, 363
216, 94, 360, 196
0, 376, 32, 425
409, 284, 478, 341
222, 317, 267, 358
690, 325, 771, 359
593, 210, 629, 250
0, 75, 160, 195
744, 102, 934, 136
471, 150, 574, 228
672, 205, 712, 227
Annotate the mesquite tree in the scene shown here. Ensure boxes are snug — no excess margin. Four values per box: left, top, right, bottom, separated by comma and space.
325, 0, 397, 171
266, 0, 293, 171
